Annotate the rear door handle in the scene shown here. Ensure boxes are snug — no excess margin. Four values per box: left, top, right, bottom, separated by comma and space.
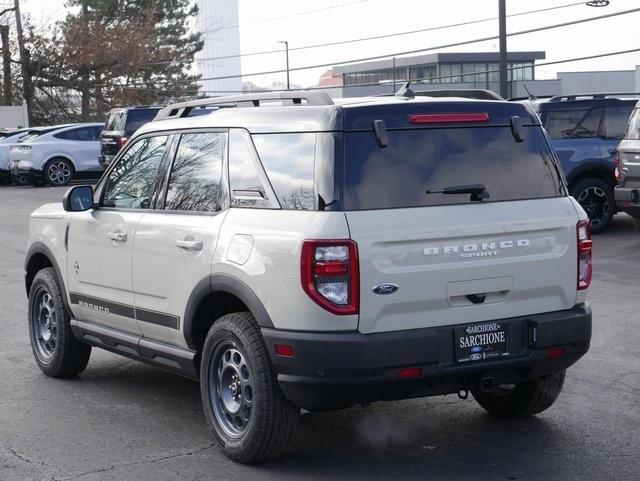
176, 239, 203, 251
107, 231, 127, 243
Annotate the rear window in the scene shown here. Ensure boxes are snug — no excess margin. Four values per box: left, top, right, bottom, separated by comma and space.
625, 108, 640, 140
125, 109, 159, 136
343, 126, 563, 211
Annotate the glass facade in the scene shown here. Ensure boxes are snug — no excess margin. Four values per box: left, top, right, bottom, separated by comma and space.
342, 61, 534, 89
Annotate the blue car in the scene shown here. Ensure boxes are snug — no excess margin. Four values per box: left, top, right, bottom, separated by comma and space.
523, 94, 637, 233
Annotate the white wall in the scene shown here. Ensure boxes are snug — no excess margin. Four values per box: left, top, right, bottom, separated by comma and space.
557, 70, 636, 95
0, 103, 28, 128
197, 0, 242, 95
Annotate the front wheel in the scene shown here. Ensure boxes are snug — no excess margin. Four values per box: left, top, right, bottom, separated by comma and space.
471, 370, 565, 418
28, 268, 91, 377
200, 312, 298, 464
570, 177, 614, 234
44, 158, 74, 186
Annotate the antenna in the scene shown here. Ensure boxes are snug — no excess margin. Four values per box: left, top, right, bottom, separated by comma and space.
395, 81, 415, 99
522, 83, 537, 101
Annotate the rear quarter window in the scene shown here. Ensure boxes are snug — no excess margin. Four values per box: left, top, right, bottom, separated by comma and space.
252, 133, 316, 210
343, 126, 563, 211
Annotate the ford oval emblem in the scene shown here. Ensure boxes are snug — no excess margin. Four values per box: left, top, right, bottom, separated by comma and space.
372, 283, 399, 295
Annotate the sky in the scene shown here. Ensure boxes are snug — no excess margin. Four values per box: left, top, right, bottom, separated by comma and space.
14, 0, 640, 89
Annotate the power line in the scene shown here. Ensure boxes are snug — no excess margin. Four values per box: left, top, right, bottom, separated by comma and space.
203, 0, 371, 33
191, 0, 587, 65
160, 6, 640, 84
109, 47, 640, 95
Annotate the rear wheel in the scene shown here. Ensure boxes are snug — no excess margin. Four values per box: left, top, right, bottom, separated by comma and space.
570, 177, 614, 234
44, 158, 74, 186
471, 370, 565, 418
632, 216, 640, 234
200, 312, 298, 464
28, 268, 91, 377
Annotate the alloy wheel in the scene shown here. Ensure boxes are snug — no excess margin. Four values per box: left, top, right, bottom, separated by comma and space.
47, 161, 72, 185
577, 186, 609, 228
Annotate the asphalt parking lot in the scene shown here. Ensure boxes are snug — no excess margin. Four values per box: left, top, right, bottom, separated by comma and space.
1, 185, 639, 481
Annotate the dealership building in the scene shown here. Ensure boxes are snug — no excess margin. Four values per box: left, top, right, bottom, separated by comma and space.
325, 51, 640, 98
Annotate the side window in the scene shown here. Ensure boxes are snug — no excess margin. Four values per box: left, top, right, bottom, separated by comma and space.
626, 108, 640, 140
228, 129, 276, 208
252, 133, 316, 210
543, 109, 590, 139
570, 108, 602, 139
54, 127, 97, 141
602, 106, 634, 140
102, 135, 169, 209
164, 132, 225, 212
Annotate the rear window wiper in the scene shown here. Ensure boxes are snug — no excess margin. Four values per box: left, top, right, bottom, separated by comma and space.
425, 184, 489, 201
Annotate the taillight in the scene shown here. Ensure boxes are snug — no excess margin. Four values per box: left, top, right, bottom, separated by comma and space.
115, 136, 129, 151
408, 112, 489, 124
577, 220, 592, 290
301, 240, 359, 315
614, 149, 620, 183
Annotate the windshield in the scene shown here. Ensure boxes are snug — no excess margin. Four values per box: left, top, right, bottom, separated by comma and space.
343, 126, 564, 210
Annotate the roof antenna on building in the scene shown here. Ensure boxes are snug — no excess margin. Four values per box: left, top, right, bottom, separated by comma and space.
523, 83, 537, 101
395, 81, 415, 99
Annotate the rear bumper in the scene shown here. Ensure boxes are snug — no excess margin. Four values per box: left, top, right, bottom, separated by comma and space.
262, 304, 592, 411
614, 186, 640, 217
9, 160, 41, 182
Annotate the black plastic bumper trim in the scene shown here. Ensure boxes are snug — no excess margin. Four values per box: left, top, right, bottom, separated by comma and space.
262, 304, 592, 411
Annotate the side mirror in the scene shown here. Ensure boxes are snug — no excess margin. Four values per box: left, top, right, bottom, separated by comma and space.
62, 185, 94, 212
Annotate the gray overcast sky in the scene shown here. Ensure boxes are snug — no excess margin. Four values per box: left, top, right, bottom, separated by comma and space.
17, 0, 640, 87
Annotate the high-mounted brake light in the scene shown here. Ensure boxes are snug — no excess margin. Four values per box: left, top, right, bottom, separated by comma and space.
408, 112, 490, 124
301, 240, 359, 315
614, 149, 621, 183
577, 220, 592, 290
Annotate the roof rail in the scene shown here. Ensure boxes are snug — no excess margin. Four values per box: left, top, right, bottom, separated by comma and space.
154, 91, 334, 121
549, 92, 640, 102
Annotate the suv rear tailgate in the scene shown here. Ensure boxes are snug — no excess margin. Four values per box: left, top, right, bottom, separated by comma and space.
346, 198, 579, 333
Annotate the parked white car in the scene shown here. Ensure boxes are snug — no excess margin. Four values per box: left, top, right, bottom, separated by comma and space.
10, 123, 104, 186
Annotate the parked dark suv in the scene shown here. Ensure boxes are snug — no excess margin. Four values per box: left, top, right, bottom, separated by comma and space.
522, 93, 638, 233
99, 106, 161, 168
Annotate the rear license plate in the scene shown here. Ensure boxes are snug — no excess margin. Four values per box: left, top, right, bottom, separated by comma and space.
455, 322, 509, 363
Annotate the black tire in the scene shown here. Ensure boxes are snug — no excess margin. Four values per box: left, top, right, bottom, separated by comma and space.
43, 157, 74, 186
200, 312, 298, 464
11, 173, 30, 186
633, 217, 640, 234
471, 370, 565, 418
570, 177, 614, 234
28, 267, 91, 377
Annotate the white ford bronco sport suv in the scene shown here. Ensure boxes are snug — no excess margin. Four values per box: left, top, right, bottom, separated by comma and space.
25, 91, 593, 464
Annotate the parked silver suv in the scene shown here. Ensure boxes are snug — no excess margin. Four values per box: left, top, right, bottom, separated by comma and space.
25, 91, 592, 463
614, 101, 640, 230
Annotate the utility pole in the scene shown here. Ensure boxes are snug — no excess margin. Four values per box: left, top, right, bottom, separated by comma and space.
278, 40, 290, 90
0, 25, 11, 105
498, 0, 508, 99
14, 0, 32, 124
80, 0, 90, 121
